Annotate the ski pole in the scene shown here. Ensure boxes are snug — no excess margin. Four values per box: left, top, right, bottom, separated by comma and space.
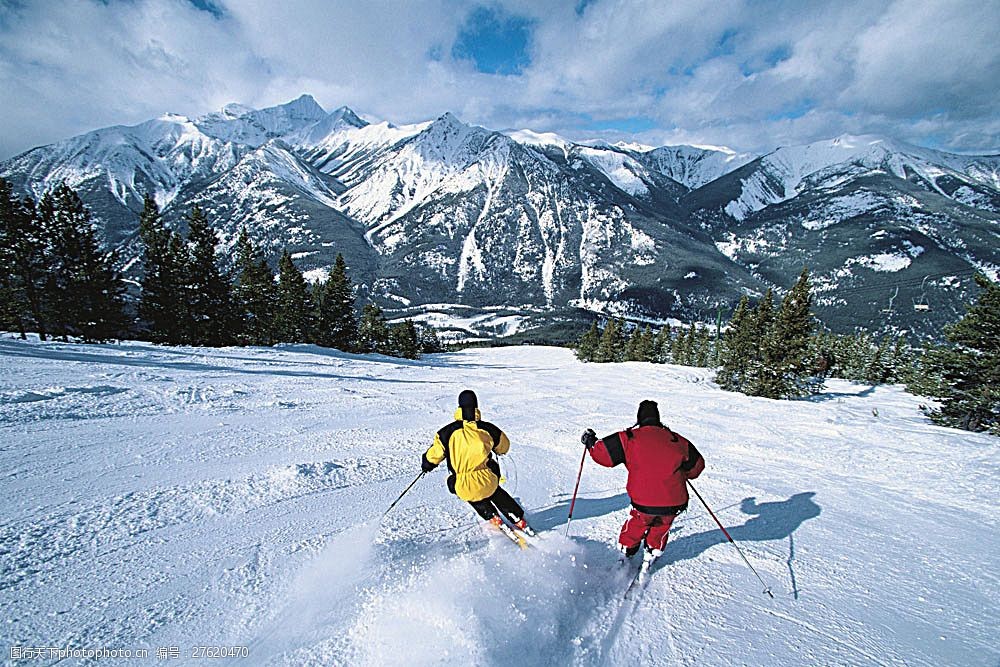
687, 480, 774, 599
565, 448, 588, 537
383, 471, 426, 519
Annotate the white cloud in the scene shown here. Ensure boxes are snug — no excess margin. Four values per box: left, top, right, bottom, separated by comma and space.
0, 0, 997, 160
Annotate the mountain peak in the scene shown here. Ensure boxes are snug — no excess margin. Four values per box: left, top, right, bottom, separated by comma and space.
283, 94, 325, 117
433, 111, 466, 128
329, 106, 367, 129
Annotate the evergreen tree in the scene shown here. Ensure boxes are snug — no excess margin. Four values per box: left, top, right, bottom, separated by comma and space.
575, 321, 600, 361
864, 336, 891, 384
138, 195, 188, 343
919, 274, 1000, 434
273, 250, 313, 343
357, 303, 390, 354
716, 295, 753, 391
389, 319, 422, 359
636, 326, 656, 362
594, 318, 625, 362
653, 325, 671, 363
0, 179, 46, 339
184, 206, 234, 346
693, 325, 712, 367
886, 336, 912, 384
233, 228, 276, 345
313, 254, 358, 351
682, 322, 697, 366
39, 184, 124, 341
769, 267, 818, 397
670, 325, 686, 364
624, 326, 643, 361
748, 288, 778, 396
419, 325, 444, 353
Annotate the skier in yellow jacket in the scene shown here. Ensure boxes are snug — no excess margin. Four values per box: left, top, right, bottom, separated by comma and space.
422, 390, 534, 536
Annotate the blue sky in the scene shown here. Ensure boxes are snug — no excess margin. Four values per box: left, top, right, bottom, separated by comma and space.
0, 0, 997, 159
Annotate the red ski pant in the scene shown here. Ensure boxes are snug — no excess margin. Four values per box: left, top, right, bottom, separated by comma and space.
619, 508, 677, 551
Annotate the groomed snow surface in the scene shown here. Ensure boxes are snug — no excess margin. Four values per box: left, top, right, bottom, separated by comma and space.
1, 338, 997, 666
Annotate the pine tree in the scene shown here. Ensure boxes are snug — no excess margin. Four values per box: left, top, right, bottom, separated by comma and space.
233, 228, 276, 345
920, 273, 1000, 434
389, 319, 422, 359
273, 250, 313, 343
886, 336, 912, 384
715, 295, 760, 392
313, 254, 358, 351
769, 267, 818, 397
670, 325, 686, 364
575, 321, 600, 361
357, 303, 390, 354
624, 326, 643, 361
716, 296, 753, 392
138, 195, 188, 344
653, 326, 671, 363
864, 337, 891, 384
694, 325, 712, 367
39, 184, 124, 342
594, 318, 625, 363
419, 324, 444, 353
636, 326, 656, 361
748, 288, 779, 397
0, 179, 46, 339
184, 205, 234, 346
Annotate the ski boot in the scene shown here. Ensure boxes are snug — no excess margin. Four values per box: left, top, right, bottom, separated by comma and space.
640, 546, 663, 574
513, 517, 536, 537
618, 542, 640, 565
489, 516, 524, 546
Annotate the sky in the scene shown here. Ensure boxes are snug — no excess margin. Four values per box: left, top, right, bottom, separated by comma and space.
0, 0, 998, 160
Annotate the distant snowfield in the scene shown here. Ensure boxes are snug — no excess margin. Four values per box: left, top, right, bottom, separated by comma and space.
1, 337, 997, 666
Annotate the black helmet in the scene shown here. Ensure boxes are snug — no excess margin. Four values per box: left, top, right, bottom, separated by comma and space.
636, 400, 661, 426
458, 390, 478, 420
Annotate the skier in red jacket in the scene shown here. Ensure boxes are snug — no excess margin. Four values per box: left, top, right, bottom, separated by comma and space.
582, 400, 704, 565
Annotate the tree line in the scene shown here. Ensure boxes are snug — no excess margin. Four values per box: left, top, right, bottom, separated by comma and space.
575, 267, 999, 436
0, 179, 441, 359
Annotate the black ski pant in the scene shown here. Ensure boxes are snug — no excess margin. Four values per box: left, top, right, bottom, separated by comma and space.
469, 485, 524, 523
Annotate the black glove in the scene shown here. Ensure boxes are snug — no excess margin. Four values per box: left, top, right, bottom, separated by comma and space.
421, 454, 437, 473
581, 428, 597, 450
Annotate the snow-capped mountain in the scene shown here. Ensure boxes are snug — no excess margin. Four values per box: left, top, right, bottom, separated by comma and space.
694, 135, 1000, 222
2, 97, 997, 338
194, 94, 329, 147
684, 135, 1000, 336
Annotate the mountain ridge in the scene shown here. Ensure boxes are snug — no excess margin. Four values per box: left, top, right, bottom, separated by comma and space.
2, 96, 997, 340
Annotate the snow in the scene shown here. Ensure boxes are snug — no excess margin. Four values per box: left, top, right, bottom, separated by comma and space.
394, 308, 528, 339
579, 147, 650, 197
643, 145, 755, 190
301, 267, 329, 284
723, 134, 1000, 221
2, 338, 997, 666
800, 191, 884, 230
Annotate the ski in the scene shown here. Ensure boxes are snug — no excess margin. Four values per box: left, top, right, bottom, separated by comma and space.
489, 518, 528, 549
623, 552, 659, 600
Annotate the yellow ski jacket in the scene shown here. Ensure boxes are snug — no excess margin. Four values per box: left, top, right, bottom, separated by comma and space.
423, 407, 511, 502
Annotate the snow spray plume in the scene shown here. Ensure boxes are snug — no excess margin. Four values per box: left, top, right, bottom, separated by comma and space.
688, 481, 774, 598
253, 521, 381, 660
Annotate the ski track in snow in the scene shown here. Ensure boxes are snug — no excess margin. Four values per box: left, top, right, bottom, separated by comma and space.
1, 336, 998, 666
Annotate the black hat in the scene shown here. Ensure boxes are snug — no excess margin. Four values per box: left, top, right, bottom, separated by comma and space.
636, 400, 660, 426
458, 390, 478, 420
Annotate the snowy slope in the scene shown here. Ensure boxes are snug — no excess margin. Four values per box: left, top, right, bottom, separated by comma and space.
1, 337, 997, 666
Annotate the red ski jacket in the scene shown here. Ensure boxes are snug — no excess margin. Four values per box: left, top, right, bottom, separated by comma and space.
589, 424, 705, 515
